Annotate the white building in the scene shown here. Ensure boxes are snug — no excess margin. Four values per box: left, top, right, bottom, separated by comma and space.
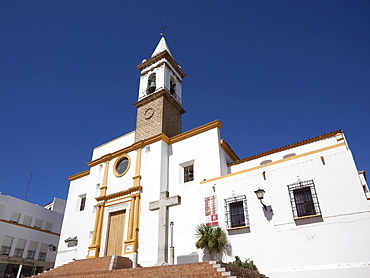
56, 37, 370, 278
0, 195, 65, 277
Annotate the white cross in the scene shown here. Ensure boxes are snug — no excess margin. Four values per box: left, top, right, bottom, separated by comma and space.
149, 191, 181, 265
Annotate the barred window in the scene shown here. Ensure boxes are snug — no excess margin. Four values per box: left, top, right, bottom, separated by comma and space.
224, 195, 249, 229
288, 180, 321, 219
184, 165, 194, 183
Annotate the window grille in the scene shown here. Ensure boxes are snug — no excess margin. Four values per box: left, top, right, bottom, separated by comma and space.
184, 165, 194, 183
224, 195, 249, 229
80, 196, 86, 211
288, 180, 321, 218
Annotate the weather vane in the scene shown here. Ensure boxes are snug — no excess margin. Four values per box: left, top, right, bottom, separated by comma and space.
160, 24, 168, 36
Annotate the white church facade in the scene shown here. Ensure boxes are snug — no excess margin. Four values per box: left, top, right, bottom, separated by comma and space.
55, 37, 370, 278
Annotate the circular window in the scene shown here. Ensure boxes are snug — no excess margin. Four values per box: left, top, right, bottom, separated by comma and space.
114, 155, 130, 177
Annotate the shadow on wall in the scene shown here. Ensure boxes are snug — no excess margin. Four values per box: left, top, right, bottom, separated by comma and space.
177, 252, 199, 264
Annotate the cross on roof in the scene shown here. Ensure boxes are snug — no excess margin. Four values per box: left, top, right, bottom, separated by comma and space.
149, 191, 181, 265
160, 24, 168, 36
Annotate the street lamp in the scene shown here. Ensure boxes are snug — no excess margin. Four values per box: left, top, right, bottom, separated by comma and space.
254, 188, 267, 211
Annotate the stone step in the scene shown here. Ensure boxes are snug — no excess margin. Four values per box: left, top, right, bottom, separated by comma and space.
35, 257, 267, 278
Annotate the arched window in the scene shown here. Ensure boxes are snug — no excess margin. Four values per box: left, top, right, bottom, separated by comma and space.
147, 73, 156, 94
170, 77, 176, 95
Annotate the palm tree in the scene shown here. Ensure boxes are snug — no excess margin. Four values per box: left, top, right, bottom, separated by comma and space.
195, 223, 230, 261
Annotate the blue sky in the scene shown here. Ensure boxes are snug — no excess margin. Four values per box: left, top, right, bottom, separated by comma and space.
1, 1, 369, 206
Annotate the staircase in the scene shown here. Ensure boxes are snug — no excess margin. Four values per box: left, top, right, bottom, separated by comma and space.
35, 256, 267, 278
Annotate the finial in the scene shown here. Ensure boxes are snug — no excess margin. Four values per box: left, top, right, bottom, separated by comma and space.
160, 24, 168, 36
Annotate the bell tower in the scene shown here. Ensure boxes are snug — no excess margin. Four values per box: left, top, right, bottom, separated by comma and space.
134, 37, 186, 142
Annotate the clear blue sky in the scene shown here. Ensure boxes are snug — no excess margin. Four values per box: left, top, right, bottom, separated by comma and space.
1, 1, 369, 206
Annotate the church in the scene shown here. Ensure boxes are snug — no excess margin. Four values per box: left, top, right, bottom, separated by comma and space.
55, 37, 370, 278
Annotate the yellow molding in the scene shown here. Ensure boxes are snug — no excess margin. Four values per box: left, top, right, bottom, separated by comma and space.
68, 169, 90, 181
169, 120, 223, 144
226, 225, 250, 231
220, 139, 240, 162
113, 155, 131, 178
294, 214, 322, 220
95, 185, 142, 202
201, 142, 346, 184
87, 120, 221, 167
0, 220, 60, 236
228, 130, 343, 167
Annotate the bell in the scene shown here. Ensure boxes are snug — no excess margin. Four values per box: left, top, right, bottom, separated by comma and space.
147, 80, 156, 94
170, 83, 176, 95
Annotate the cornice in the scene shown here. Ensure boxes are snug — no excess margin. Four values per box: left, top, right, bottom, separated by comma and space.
85, 120, 222, 168
228, 130, 343, 167
68, 169, 90, 181
220, 139, 240, 162
95, 185, 142, 202
137, 50, 186, 78
169, 120, 223, 144
134, 89, 186, 114
140, 61, 183, 84
0, 219, 60, 236
202, 142, 346, 184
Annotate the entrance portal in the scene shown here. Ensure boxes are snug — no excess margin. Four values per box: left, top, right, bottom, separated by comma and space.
106, 210, 126, 256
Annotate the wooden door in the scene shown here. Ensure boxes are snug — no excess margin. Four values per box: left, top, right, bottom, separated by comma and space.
106, 210, 126, 256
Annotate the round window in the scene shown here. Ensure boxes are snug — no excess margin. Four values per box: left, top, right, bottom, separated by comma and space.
114, 156, 130, 177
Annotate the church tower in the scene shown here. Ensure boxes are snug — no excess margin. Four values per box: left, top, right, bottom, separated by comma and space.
134, 37, 186, 142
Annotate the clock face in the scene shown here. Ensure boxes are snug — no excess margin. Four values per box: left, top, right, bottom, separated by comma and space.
116, 157, 129, 175
144, 108, 154, 119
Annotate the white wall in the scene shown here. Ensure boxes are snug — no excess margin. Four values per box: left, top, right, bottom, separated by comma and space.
0, 195, 64, 263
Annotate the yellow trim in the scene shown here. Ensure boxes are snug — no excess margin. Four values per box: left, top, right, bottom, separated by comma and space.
0, 220, 60, 236
105, 195, 132, 206
96, 185, 142, 202
113, 155, 131, 177
294, 214, 322, 220
220, 139, 240, 161
226, 225, 250, 231
229, 130, 343, 167
99, 161, 110, 197
169, 120, 222, 144
201, 142, 346, 184
87, 120, 222, 167
68, 169, 90, 181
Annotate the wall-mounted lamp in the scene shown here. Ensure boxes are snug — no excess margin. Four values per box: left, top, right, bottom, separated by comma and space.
64, 236, 78, 247
48, 244, 57, 252
254, 188, 268, 211
262, 171, 266, 180
212, 185, 216, 192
